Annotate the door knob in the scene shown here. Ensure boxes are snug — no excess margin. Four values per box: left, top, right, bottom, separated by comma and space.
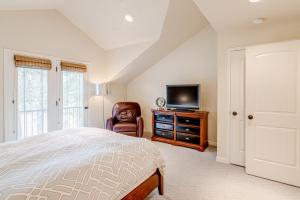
248, 115, 254, 120
232, 111, 238, 116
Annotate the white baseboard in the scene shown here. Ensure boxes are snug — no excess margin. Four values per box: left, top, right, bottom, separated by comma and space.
216, 156, 230, 164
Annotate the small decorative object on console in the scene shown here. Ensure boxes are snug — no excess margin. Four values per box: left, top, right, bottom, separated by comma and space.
155, 97, 166, 110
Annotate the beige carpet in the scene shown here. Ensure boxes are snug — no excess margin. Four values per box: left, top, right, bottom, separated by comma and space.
147, 142, 300, 200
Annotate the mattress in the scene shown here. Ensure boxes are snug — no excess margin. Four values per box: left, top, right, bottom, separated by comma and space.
0, 128, 165, 200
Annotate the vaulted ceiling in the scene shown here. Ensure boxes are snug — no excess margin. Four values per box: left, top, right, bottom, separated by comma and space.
0, 0, 209, 82
111, 0, 208, 83
0, 0, 63, 10
2, 0, 300, 50
0, 0, 169, 50
1, 0, 300, 82
59, 0, 169, 50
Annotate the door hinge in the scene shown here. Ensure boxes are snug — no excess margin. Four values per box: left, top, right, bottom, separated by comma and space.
56, 101, 58, 106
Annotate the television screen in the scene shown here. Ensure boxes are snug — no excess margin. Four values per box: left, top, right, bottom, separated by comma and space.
166, 85, 200, 110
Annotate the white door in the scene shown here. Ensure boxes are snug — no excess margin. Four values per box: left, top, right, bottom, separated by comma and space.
4, 50, 89, 141
246, 40, 300, 187
16, 67, 49, 138
59, 70, 88, 129
15, 63, 58, 139
229, 50, 245, 166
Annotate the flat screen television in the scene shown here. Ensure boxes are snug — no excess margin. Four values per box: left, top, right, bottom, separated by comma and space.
166, 84, 200, 110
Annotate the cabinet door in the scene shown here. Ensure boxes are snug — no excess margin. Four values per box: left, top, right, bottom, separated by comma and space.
246, 40, 300, 187
229, 49, 245, 166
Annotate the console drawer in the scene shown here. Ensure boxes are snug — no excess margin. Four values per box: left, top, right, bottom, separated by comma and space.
176, 133, 200, 145
155, 114, 174, 123
155, 130, 174, 140
155, 123, 174, 131
177, 116, 200, 126
176, 126, 200, 135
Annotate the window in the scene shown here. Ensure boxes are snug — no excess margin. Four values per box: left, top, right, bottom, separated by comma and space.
3, 50, 89, 141
17, 68, 48, 139
62, 71, 85, 129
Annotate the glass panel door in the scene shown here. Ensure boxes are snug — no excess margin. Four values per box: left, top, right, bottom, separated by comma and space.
16, 68, 48, 139
62, 71, 86, 129
4, 50, 89, 141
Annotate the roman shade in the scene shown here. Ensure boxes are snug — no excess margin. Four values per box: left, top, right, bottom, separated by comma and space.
60, 61, 87, 73
14, 55, 52, 70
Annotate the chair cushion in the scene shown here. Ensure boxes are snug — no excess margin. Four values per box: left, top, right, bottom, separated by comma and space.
112, 102, 141, 122
113, 122, 137, 132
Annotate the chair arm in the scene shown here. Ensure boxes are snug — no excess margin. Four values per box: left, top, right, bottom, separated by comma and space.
106, 117, 114, 131
136, 116, 144, 138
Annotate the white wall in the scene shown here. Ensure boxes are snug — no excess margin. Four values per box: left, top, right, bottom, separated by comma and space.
127, 25, 217, 144
0, 10, 126, 142
103, 82, 127, 124
217, 19, 300, 163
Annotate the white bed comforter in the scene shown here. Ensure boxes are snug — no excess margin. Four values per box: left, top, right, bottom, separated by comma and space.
0, 128, 165, 200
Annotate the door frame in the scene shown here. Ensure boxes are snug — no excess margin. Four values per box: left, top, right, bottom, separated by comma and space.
3, 48, 90, 142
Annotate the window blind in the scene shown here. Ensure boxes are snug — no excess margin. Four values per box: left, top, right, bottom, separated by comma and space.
14, 55, 52, 70
61, 61, 87, 73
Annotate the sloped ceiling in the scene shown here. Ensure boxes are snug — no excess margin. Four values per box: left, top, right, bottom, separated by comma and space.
0, 0, 209, 83
0, 0, 63, 10
59, 0, 169, 50
0, 0, 169, 50
106, 40, 155, 79
194, 0, 300, 31
110, 0, 208, 83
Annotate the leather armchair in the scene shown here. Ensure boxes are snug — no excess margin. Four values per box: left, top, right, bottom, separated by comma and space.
106, 102, 144, 137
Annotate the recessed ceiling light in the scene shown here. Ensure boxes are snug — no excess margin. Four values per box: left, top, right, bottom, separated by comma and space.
249, 0, 261, 3
125, 15, 134, 23
253, 18, 265, 24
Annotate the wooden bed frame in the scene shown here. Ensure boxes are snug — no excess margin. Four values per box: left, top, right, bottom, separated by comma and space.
122, 169, 164, 200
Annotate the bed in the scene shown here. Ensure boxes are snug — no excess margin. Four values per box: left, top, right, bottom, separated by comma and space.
0, 128, 165, 200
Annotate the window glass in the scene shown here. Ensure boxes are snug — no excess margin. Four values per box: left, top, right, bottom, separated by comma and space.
17, 68, 48, 139
62, 71, 84, 128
